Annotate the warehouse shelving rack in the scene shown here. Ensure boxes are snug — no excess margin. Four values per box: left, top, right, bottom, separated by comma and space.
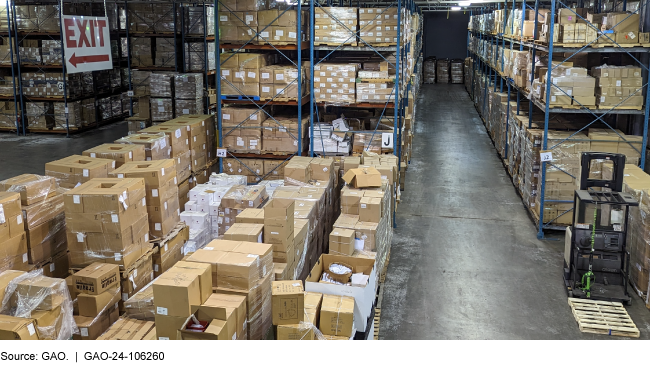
180, 2, 215, 114
0, 4, 21, 135
215, 0, 307, 182
124, 0, 180, 118
467, 0, 650, 238
10, 0, 128, 136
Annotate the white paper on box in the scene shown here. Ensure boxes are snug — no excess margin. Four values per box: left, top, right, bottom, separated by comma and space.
80, 328, 89, 337
156, 307, 168, 315
82, 169, 89, 177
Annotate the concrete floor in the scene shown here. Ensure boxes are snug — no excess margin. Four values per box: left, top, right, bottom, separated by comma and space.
379, 84, 650, 340
0, 121, 128, 180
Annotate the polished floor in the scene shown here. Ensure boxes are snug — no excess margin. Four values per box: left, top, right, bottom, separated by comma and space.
379, 84, 650, 340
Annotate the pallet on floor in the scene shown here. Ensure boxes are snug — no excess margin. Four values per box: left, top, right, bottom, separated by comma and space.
568, 298, 640, 338
373, 308, 381, 340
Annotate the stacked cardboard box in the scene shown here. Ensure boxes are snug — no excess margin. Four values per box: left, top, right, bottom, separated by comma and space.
189, 239, 273, 339
185, 42, 216, 72
45, 155, 116, 189
221, 106, 267, 154
276, 291, 322, 340
359, 7, 399, 45
64, 178, 150, 269
218, 184, 269, 236
593, 65, 643, 109
152, 223, 188, 278
111, 160, 180, 238
2, 272, 77, 340
602, 12, 640, 45
314, 63, 357, 103
436, 59, 449, 83
217, 9, 259, 44
319, 294, 355, 338
174, 74, 204, 117
127, 3, 176, 33
356, 81, 395, 103
123, 281, 155, 320
262, 115, 308, 154
0, 175, 66, 267
260, 64, 308, 101
314, 7, 357, 45
15, 5, 60, 32
82, 144, 147, 168
72, 263, 121, 339
115, 132, 171, 161
162, 114, 215, 172
221, 52, 273, 97
257, 10, 307, 45
266, 199, 296, 269
0, 192, 28, 271
152, 261, 212, 340
450, 59, 464, 84
140, 124, 192, 182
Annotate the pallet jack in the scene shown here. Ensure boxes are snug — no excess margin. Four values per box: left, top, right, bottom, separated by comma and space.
563, 152, 638, 305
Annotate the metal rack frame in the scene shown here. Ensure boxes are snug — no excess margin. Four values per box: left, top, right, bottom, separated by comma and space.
215, 0, 306, 183
467, 0, 650, 238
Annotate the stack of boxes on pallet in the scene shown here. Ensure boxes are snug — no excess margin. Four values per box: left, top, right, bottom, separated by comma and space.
314, 7, 358, 45
314, 63, 357, 104
357, 61, 396, 103
436, 59, 449, 83
72, 263, 121, 340
184, 6, 216, 72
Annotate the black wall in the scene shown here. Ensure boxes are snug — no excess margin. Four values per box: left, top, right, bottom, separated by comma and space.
423, 12, 470, 60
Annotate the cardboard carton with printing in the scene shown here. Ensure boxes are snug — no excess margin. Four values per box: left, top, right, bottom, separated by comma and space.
319, 294, 354, 337
72, 262, 120, 295
153, 269, 202, 318
271, 280, 304, 325
276, 291, 323, 340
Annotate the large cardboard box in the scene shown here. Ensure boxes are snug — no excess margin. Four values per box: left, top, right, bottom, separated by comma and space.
271, 280, 304, 325
276, 291, 322, 340
0, 174, 56, 205
45, 155, 115, 189
73, 305, 119, 340
13, 275, 66, 311
170, 261, 213, 303
152, 269, 202, 318
236, 208, 265, 224
77, 283, 121, 317
72, 262, 120, 295
223, 223, 264, 243
82, 144, 147, 168
359, 196, 382, 223
199, 293, 247, 340
319, 294, 354, 337
0, 315, 39, 340
306, 254, 376, 332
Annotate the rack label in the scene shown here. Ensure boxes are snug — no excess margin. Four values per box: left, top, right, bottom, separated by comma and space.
540, 151, 553, 162
62, 15, 113, 73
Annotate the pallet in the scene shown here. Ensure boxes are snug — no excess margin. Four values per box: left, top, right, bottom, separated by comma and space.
221, 95, 260, 101
548, 104, 596, 110
357, 78, 396, 83
365, 43, 396, 47
379, 248, 391, 284
597, 105, 643, 110
373, 308, 381, 340
568, 298, 640, 338
315, 42, 357, 47
259, 97, 301, 102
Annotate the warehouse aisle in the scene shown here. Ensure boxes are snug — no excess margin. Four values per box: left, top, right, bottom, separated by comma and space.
379, 84, 650, 340
0, 122, 128, 180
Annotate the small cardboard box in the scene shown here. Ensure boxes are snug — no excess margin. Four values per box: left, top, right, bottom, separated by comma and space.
77, 283, 121, 317
169, 261, 213, 304
235, 208, 264, 224
329, 228, 355, 256
359, 196, 382, 223
275, 291, 323, 340
341, 190, 363, 215
199, 293, 247, 340
152, 269, 202, 317
306, 254, 376, 332
179, 314, 231, 340
73, 304, 119, 340
154, 314, 187, 340
271, 280, 304, 325
264, 198, 295, 228
0, 315, 39, 340
73, 262, 120, 295
319, 294, 354, 337
342, 167, 382, 188
13, 275, 65, 311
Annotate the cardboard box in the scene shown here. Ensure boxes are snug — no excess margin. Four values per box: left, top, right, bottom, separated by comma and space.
236, 208, 264, 224
0, 174, 56, 205
359, 196, 382, 223
276, 291, 323, 340
179, 314, 231, 340
329, 228, 355, 256
342, 167, 382, 188
45, 155, 115, 189
0, 315, 39, 340
13, 275, 65, 311
72, 262, 120, 295
271, 280, 304, 325
154, 314, 186, 340
319, 294, 354, 337
306, 254, 376, 332
82, 144, 147, 168
223, 223, 264, 243
169, 261, 213, 304
199, 293, 247, 340
31, 304, 63, 340
77, 283, 121, 317
97, 318, 156, 340
153, 269, 202, 318
73, 304, 119, 340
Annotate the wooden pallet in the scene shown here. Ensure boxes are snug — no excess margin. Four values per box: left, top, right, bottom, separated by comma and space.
259, 97, 301, 102
357, 78, 395, 83
597, 105, 643, 110
373, 308, 381, 340
568, 298, 640, 338
379, 248, 391, 284
315, 42, 357, 47
365, 43, 396, 47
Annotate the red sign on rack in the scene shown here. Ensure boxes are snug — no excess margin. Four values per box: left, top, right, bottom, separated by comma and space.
62, 15, 113, 74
